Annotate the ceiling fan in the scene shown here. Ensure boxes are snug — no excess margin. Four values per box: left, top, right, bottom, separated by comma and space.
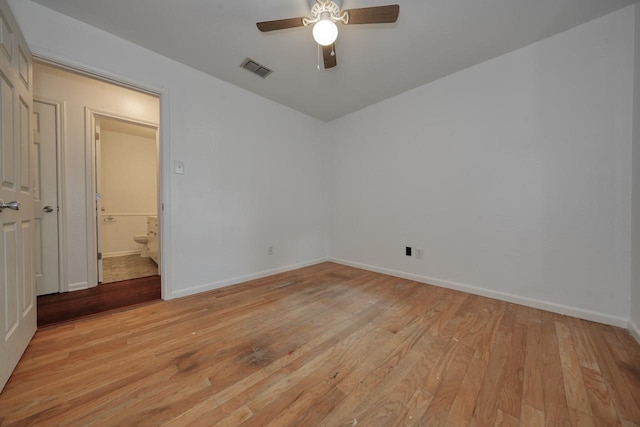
256, 0, 399, 69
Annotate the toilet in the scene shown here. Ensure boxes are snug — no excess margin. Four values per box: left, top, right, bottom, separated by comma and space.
133, 234, 150, 257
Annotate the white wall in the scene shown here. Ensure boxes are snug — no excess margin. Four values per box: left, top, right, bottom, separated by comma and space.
630, 1, 640, 337
34, 62, 160, 290
328, 6, 635, 326
13, 1, 328, 298
101, 128, 157, 257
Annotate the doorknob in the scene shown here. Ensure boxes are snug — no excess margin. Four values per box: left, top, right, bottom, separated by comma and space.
0, 200, 20, 212
43, 206, 54, 213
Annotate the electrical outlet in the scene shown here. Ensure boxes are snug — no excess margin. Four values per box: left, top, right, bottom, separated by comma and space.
268, 246, 274, 255
405, 246, 412, 256
416, 248, 424, 260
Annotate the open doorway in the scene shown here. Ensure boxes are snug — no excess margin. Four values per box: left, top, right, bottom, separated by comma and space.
94, 116, 160, 284
33, 61, 163, 326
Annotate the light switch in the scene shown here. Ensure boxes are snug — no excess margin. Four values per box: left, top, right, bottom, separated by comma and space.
174, 160, 185, 175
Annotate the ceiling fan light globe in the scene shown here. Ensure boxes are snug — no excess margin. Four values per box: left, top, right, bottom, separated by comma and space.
312, 20, 338, 46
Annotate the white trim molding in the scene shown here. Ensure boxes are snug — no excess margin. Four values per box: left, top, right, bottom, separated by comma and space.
67, 281, 89, 292
101, 213, 157, 217
85, 107, 160, 291
33, 97, 67, 293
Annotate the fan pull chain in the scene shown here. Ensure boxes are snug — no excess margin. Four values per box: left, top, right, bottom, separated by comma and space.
317, 44, 321, 70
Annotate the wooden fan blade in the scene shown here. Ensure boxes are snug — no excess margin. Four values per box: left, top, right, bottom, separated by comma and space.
256, 17, 305, 32
345, 5, 399, 25
322, 44, 337, 69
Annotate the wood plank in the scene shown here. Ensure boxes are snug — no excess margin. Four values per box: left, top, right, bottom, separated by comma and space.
568, 316, 602, 372
327, 323, 443, 425
588, 323, 640, 424
445, 355, 489, 425
521, 403, 545, 427
345, 333, 443, 425
470, 303, 517, 426
541, 311, 572, 425
498, 318, 526, 419
601, 326, 640, 409
419, 341, 475, 425
495, 408, 520, 426
581, 366, 621, 427
522, 314, 544, 412
556, 320, 593, 417
317, 315, 447, 425
0, 262, 638, 425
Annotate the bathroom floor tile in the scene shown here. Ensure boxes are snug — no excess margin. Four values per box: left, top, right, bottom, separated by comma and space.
103, 254, 158, 283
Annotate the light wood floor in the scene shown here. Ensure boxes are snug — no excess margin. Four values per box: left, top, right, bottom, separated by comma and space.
1, 262, 639, 426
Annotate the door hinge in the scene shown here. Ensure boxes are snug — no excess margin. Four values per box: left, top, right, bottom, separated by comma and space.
95, 132, 100, 140
161, 203, 164, 211
97, 252, 102, 261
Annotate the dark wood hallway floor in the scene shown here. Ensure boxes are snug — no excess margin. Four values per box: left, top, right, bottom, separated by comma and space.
37, 275, 161, 327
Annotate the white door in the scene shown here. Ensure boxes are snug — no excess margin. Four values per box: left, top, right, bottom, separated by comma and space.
33, 101, 59, 295
0, 0, 36, 391
95, 118, 103, 283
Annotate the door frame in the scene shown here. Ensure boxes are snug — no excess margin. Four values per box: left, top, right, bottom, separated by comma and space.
86, 108, 161, 287
33, 97, 67, 293
32, 54, 172, 300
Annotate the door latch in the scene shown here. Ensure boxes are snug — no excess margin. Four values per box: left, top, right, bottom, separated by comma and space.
0, 200, 20, 212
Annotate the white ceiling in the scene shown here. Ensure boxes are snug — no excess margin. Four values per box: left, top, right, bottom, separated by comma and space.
33, 0, 635, 122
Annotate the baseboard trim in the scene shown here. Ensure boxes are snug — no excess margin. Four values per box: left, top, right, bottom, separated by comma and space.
628, 319, 640, 344
169, 258, 329, 300
67, 281, 90, 292
329, 258, 628, 328
103, 250, 142, 258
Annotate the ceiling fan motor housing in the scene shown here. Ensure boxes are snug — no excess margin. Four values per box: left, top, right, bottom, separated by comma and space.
308, 0, 342, 11
304, 0, 348, 26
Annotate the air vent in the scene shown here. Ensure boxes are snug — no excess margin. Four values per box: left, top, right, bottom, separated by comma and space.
240, 58, 273, 78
